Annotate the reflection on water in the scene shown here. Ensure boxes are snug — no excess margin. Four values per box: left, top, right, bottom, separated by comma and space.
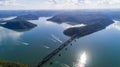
61, 23, 86, 29
80, 52, 87, 65
0, 27, 22, 42
0, 16, 17, 21
75, 51, 87, 67
107, 20, 120, 31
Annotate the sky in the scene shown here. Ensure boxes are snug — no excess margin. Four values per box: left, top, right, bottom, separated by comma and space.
0, 0, 120, 10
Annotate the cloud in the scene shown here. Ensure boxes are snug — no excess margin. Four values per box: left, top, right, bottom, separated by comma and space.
47, 0, 119, 5
1, 0, 120, 10
0, 0, 16, 6
49, 0, 120, 6
0, 0, 25, 10
0, 0, 24, 7
83, 0, 120, 5
38, 0, 120, 9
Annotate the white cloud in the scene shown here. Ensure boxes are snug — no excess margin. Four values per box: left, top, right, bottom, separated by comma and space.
0, 0, 16, 6
32, 0, 120, 9
48, 0, 120, 5
1, 0, 120, 10
0, 0, 25, 10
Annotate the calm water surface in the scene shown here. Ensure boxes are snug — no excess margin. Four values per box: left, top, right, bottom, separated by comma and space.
0, 17, 120, 67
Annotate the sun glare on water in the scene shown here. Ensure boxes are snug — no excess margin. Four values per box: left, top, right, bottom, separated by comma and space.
75, 52, 87, 67
80, 52, 87, 64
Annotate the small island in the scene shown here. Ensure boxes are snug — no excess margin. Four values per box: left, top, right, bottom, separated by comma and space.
0, 19, 37, 31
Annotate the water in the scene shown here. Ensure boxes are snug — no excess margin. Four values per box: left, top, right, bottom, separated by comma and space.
0, 17, 120, 67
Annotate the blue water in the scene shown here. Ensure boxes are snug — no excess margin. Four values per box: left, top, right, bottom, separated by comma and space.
0, 17, 120, 67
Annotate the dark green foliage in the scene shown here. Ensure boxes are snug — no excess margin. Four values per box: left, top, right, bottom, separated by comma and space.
1, 19, 37, 30
61, 13, 114, 37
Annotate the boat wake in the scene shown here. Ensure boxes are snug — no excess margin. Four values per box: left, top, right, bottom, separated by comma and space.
50, 34, 63, 43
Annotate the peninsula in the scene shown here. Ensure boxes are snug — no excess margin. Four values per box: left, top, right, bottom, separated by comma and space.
47, 12, 114, 37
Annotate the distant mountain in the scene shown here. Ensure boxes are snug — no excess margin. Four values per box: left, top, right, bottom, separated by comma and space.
0, 10, 62, 18
47, 12, 111, 25
0, 19, 37, 31
0, 10, 120, 19
14, 14, 39, 20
